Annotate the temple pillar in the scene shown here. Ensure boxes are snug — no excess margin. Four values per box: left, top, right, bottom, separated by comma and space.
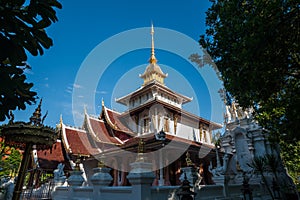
164, 166, 171, 186
152, 158, 159, 186
112, 169, 118, 186
158, 150, 164, 186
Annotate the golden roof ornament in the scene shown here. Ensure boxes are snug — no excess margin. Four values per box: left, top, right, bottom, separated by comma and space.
138, 138, 145, 154
59, 114, 63, 124
136, 138, 146, 162
185, 151, 194, 167
140, 23, 168, 86
149, 23, 157, 64
101, 98, 105, 107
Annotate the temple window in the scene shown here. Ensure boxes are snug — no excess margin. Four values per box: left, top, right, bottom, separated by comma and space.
203, 130, 207, 142
143, 118, 150, 133
164, 117, 169, 132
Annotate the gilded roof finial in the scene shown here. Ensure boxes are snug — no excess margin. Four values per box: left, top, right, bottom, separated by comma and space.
83, 104, 88, 116
57, 114, 63, 130
102, 98, 104, 107
60, 114, 63, 125
149, 22, 157, 64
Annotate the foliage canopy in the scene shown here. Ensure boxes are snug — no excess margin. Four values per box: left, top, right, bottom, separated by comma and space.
0, 0, 62, 121
200, 0, 299, 141
199, 0, 299, 186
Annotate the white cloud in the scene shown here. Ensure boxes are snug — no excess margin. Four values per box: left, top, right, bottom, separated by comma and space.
65, 83, 84, 94
65, 86, 73, 94
73, 84, 83, 89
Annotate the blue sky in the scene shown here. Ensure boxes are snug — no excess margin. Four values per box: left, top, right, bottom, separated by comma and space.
5, 0, 225, 128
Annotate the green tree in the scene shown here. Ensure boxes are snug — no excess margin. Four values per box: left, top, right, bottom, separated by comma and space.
199, 0, 299, 185
199, 0, 299, 141
0, 148, 22, 177
0, 138, 22, 177
0, 0, 62, 121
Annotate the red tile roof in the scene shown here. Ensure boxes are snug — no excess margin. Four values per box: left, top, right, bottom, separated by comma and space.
104, 107, 134, 134
88, 117, 122, 144
64, 127, 100, 156
37, 140, 72, 171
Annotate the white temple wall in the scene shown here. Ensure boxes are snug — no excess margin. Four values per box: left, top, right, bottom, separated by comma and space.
176, 123, 200, 142
52, 184, 269, 200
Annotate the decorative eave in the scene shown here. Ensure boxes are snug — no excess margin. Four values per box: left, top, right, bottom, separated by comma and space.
61, 123, 93, 157
83, 111, 121, 145
119, 97, 222, 130
101, 102, 135, 136
60, 122, 71, 154
99, 132, 215, 160
116, 81, 192, 106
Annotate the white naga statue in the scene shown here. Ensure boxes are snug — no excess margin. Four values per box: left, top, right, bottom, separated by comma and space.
54, 163, 66, 181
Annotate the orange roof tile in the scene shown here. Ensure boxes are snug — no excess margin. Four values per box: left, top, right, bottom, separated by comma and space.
37, 140, 72, 171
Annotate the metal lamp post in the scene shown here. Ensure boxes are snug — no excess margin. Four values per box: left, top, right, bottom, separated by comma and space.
1, 100, 57, 200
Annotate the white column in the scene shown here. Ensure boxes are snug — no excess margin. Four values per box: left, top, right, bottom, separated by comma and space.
158, 150, 164, 186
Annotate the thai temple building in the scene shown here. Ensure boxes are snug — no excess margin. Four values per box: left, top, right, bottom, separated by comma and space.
1, 25, 298, 200
36, 25, 223, 188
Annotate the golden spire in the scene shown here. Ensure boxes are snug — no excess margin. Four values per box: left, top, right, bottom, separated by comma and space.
149, 23, 157, 64
60, 114, 63, 124
101, 98, 104, 107
140, 23, 167, 86
84, 104, 87, 115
